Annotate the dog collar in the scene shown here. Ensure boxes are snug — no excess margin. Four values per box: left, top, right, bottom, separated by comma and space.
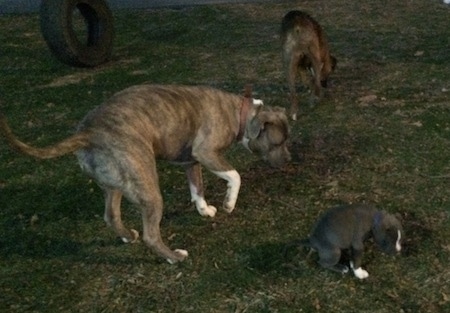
237, 97, 251, 142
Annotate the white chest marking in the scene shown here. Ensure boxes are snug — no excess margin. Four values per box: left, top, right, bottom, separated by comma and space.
252, 98, 264, 106
396, 230, 402, 252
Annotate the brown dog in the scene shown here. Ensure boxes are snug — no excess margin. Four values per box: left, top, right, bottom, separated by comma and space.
0, 84, 291, 264
281, 10, 337, 120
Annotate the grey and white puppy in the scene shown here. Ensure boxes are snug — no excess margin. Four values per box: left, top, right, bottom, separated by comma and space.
0, 84, 291, 264
289, 204, 402, 279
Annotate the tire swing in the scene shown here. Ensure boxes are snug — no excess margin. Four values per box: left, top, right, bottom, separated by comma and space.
40, 0, 114, 67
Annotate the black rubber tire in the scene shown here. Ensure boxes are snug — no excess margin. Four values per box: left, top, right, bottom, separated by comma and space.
40, 0, 114, 67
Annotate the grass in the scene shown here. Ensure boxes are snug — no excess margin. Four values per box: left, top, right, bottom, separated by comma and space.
0, 0, 449, 312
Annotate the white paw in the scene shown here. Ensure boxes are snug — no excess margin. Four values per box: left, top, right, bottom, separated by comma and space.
291, 113, 297, 121
223, 198, 237, 213
175, 249, 188, 257
166, 249, 189, 265
121, 229, 139, 243
200, 205, 217, 217
212, 170, 241, 213
353, 267, 369, 279
190, 191, 217, 217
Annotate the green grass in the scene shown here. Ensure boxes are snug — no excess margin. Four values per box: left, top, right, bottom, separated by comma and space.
1, 0, 449, 312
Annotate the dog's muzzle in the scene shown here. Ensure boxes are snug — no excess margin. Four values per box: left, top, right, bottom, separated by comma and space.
266, 148, 291, 168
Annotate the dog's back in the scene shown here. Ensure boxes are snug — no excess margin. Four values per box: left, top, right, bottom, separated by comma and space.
308, 204, 377, 250
281, 10, 324, 54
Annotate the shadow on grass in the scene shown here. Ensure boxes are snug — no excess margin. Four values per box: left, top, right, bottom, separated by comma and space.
0, 230, 158, 266
0, 231, 82, 258
239, 241, 318, 279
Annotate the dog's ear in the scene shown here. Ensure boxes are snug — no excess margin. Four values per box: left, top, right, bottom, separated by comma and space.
247, 106, 264, 139
247, 108, 288, 139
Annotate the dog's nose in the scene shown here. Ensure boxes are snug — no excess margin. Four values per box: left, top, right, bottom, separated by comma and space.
269, 153, 291, 168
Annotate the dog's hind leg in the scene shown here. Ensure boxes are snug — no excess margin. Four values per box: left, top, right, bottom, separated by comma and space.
318, 247, 349, 274
130, 164, 188, 264
140, 192, 188, 264
185, 163, 217, 217
104, 188, 139, 243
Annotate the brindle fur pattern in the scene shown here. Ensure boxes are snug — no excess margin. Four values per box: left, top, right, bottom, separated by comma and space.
0, 84, 291, 264
281, 10, 337, 120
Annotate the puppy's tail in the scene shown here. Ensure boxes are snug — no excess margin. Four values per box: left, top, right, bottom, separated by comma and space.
283, 238, 311, 259
0, 112, 90, 159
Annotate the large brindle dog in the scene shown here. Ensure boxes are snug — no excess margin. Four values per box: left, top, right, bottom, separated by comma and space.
0, 84, 291, 264
281, 10, 337, 120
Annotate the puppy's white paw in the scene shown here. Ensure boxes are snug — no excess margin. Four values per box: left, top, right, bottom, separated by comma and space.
166, 249, 189, 265
291, 113, 297, 121
353, 267, 369, 279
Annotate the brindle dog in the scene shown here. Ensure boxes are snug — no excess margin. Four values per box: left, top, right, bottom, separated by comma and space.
0, 84, 291, 264
281, 10, 337, 120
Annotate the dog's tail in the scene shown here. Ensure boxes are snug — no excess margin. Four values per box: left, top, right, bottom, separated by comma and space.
0, 112, 90, 159
283, 238, 311, 259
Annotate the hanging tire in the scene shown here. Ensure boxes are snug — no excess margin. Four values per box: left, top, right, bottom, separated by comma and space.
40, 0, 114, 67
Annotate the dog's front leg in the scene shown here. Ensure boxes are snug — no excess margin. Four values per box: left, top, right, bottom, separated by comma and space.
185, 164, 217, 217
309, 60, 324, 105
211, 169, 241, 213
350, 246, 369, 279
193, 148, 241, 213
286, 54, 300, 120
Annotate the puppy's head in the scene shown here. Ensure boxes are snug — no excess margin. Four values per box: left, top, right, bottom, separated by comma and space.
320, 55, 337, 88
373, 211, 403, 255
245, 106, 291, 168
